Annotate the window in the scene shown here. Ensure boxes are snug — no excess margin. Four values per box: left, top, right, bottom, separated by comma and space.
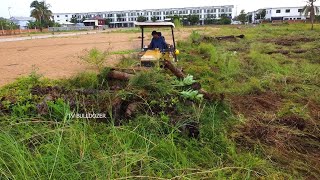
57, 15, 60, 18
221, 9, 225, 13
65, 15, 68, 17
298, 9, 302, 13
197, 10, 200, 13
286, 9, 290, 13
276, 10, 281, 13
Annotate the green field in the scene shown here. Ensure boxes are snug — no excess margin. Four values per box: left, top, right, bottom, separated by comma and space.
0, 24, 319, 179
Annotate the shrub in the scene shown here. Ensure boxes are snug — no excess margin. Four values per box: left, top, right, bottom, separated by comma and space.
79, 48, 109, 70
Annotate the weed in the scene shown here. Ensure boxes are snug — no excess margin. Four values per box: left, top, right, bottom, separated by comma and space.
79, 48, 109, 70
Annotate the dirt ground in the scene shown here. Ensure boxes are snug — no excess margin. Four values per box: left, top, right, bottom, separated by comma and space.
0, 30, 190, 87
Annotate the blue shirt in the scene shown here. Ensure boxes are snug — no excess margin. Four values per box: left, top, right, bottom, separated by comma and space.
150, 37, 167, 51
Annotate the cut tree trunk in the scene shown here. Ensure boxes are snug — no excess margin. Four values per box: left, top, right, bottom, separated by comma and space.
203, 34, 245, 41
107, 70, 134, 81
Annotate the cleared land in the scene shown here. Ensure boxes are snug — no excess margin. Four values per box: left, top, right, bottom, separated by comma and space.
0, 29, 191, 86
0, 24, 319, 179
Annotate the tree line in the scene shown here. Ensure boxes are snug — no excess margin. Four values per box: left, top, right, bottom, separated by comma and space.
136, 14, 232, 25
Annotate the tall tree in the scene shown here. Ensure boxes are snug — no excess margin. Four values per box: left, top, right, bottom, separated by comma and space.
137, 16, 147, 22
70, 16, 78, 23
151, 16, 157, 22
255, 9, 266, 20
220, 14, 231, 25
302, 0, 319, 30
187, 14, 200, 25
30, 0, 52, 31
236, 10, 247, 24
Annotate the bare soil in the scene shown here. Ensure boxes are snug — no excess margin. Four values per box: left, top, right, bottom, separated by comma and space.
0, 30, 191, 87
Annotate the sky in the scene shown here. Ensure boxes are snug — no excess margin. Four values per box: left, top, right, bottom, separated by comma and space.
0, 0, 318, 18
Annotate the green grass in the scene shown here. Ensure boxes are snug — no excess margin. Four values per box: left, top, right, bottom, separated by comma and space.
1, 23, 320, 179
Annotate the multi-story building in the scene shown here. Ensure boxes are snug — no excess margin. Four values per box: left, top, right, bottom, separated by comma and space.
53, 13, 75, 24
53, 5, 234, 27
265, 7, 307, 21
249, 6, 320, 23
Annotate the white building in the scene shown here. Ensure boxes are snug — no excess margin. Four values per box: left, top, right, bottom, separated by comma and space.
265, 7, 307, 21
53, 5, 234, 27
248, 6, 320, 23
53, 13, 75, 24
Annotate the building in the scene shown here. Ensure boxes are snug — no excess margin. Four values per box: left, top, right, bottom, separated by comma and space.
10, 17, 35, 29
265, 7, 307, 21
83, 16, 107, 27
53, 5, 234, 27
249, 6, 320, 23
52, 13, 75, 24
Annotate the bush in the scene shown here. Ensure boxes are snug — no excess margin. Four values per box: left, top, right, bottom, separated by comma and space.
198, 43, 218, 62
189, 31, 201, 43
79, 48, 109, 70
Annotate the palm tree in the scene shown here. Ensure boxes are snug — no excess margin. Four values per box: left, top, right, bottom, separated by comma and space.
30, 0, 52, 31
302, 0, 319, 30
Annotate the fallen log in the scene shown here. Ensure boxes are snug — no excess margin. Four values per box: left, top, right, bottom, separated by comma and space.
266, 49, 308, 55
163, 60, 185, 79
107, 70, 134, 81
203, 34, 245, 41
164, 60, 223, 101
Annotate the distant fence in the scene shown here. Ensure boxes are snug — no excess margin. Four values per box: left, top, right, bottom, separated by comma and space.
0, 28, 48, 36
48, 26, 94, 32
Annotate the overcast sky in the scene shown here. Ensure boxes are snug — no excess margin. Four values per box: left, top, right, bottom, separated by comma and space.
0, 0, 318, 18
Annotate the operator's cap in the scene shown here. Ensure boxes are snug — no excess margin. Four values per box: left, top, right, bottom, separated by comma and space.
152, 31, 158, 35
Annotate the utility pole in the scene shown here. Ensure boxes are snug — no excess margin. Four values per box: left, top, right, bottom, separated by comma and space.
235, 5, 238, 16
8, 7, 13, 34
8, 7, 12, 18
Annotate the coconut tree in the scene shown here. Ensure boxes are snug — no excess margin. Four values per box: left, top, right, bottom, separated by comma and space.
30, 0, 52, 31
302, 0, 319, 30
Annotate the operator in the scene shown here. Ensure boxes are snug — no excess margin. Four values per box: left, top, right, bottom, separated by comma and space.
149, 31, 167, 51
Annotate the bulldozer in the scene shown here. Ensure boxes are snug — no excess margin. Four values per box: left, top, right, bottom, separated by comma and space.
135, 22, 180, 67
